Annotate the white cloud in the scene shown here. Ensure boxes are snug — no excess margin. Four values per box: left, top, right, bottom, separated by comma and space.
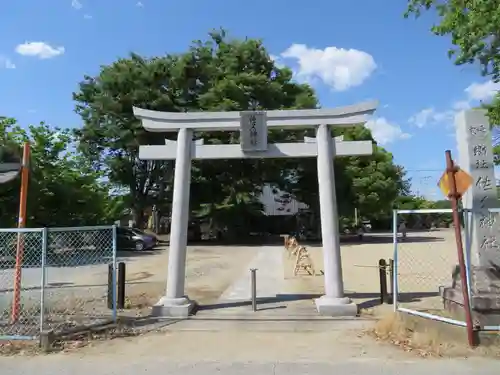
409, 80, 500, 128
464, 80, 500, 102
280, 44, 376, 91
365, 117, 411, 145
451, 100, 470, 111
0, 56, 15, 69
409, 107, 454, 128
15, 42, 65, 59
136, 1, 144, 7
71, 0, 82, 10
269, 54, 285, 69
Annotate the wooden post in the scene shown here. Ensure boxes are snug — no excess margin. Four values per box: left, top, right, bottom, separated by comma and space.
378, 259, 388, 304
11, 142, 30, 323
117, 262, 126, 309
107, 263, 114, 309
445, 150, 476, 347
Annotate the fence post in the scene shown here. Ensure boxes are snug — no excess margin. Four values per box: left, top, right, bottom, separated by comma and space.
250, 268, 257, 311
39, 228, 47, 335
378, 259, 388, 304
107, 263, 114, 310
111, 225, 118, 322
117, 262, 126, 309
388, 258, 394, 305
392, 209, 399, 311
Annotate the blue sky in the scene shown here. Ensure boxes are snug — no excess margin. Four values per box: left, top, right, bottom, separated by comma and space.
1, 0, 498, 200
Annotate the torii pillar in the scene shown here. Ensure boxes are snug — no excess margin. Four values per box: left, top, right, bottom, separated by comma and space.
134, 101, 378, 317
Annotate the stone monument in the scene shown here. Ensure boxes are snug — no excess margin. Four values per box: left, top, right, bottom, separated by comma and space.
443, 109, 500, 326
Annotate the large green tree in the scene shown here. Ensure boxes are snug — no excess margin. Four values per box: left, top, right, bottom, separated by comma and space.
0, 118, 113, 227
73, 29, 408, 235
72, 30, 316, 231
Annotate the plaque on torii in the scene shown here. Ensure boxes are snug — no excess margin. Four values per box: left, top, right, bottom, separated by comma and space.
239, 110, 267, 152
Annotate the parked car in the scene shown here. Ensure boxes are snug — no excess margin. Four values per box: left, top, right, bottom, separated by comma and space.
0, 232, 44, 268
116, 227, 157, 251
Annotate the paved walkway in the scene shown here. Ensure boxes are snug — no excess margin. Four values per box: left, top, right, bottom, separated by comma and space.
219, 246, 284, 301
2, 359, 499, 375
1, 335, 498, 375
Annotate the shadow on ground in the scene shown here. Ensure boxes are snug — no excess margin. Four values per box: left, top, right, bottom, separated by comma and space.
194, 291, 441, 314
110, 290, 445, 334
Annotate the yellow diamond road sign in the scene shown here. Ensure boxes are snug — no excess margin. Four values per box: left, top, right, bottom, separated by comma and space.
438, 168, 473, 198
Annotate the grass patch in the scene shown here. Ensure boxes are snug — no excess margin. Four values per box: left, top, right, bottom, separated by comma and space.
370, 312, 500, 358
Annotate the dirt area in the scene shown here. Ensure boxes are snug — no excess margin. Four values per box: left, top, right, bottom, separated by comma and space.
47, 228, 456, 319
0, 227, 484, 359
0, 244, 256, 338
116, 245, 256, 315
283, 229, 458, 314
2, 228, 456, 323
396, 229, 458, 311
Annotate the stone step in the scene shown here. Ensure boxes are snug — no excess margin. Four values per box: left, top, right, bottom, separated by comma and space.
161, 316, 375, 332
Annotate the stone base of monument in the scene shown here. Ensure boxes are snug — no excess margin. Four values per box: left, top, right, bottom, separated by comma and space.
314, 296, 358, 317
151, 296, 197, 318
441, 286, 500, 326
441, 266, 500, 327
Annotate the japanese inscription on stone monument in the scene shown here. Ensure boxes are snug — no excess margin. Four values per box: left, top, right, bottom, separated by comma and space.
239, 110, 268, 152
457, 110, 500, 294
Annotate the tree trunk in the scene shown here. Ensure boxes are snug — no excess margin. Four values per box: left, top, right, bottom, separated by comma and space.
132, 206, 145, 229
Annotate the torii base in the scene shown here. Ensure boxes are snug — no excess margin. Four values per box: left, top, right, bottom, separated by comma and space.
151, 296, 197, 318
315, 296, 359, 317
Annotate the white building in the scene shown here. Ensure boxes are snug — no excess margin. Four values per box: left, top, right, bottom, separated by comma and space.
259, 184, 308, 216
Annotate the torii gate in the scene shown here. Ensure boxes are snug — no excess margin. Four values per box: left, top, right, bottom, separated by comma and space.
134, 100, 378, 317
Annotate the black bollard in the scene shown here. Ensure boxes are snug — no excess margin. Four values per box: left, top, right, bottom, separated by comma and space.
107, 263, 113, 309
117, 262, 126, 309
378, 259, 388, 304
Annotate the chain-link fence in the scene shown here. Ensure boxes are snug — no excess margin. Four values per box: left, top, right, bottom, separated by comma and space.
43, 226, 117, 334
393, 209, 468, 326
0, 229, 44, 339
0, 226, 117, 340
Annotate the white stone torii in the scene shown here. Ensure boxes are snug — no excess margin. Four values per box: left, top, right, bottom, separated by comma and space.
134, 100, 378, 317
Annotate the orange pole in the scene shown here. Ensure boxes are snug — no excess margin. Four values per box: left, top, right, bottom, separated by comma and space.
11, 142, 30, 323
445, 150, 476, 347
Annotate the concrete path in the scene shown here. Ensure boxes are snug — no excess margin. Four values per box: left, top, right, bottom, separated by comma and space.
0, 336, 498, 375
1, 358, 499, 375
218, 246, 284, 301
